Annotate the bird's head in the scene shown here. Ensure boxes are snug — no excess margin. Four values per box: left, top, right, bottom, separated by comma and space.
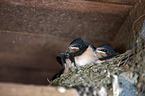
68, 38, 90, 56
96, 44, 118, 60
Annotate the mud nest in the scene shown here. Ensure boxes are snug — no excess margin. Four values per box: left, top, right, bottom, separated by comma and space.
50, 28, 145, 95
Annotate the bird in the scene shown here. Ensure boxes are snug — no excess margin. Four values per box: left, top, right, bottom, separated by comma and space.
52, 39, 118, 80
52, 38, 98, 80
67, 38, 98, 66
96, 44, 118, 60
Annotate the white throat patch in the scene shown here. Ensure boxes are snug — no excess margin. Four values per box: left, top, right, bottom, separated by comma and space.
75, 45, 98, 66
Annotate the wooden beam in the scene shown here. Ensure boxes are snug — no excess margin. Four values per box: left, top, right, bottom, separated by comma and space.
2, 0, 133, 14
0, 0, 133, 41
0, 82, 79, 96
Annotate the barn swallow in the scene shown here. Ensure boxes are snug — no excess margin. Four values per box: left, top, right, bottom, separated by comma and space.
52, 38, 98, 80
96, 44, 118, 60
55, 38, 98, 75
67, 38, 98, 66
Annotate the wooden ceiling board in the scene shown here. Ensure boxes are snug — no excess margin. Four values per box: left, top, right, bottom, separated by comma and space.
0, 1, 133, 41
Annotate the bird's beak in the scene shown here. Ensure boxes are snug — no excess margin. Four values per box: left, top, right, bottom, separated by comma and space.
68, 46, 79, 50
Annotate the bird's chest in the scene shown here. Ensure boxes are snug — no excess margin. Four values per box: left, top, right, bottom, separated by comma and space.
75, 47, 98, 66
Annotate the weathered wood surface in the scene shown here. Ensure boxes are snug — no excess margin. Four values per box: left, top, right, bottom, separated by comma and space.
0, 30, 66, 84
0, 0, 133, 41
0, 0, 135, 84
0, 82, 79, 96
113, 0, 145, 52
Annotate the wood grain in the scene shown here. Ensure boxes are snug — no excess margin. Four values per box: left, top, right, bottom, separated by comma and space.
0, 1, 133, 41
0, 82, 79, 96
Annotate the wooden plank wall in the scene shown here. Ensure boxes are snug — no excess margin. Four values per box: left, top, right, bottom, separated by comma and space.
0, 0, 136, 84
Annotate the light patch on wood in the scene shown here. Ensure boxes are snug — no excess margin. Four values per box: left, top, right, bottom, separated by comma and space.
57, 87, 66, 93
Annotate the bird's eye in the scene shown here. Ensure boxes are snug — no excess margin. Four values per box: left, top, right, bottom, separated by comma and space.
78, 44, 82, 48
